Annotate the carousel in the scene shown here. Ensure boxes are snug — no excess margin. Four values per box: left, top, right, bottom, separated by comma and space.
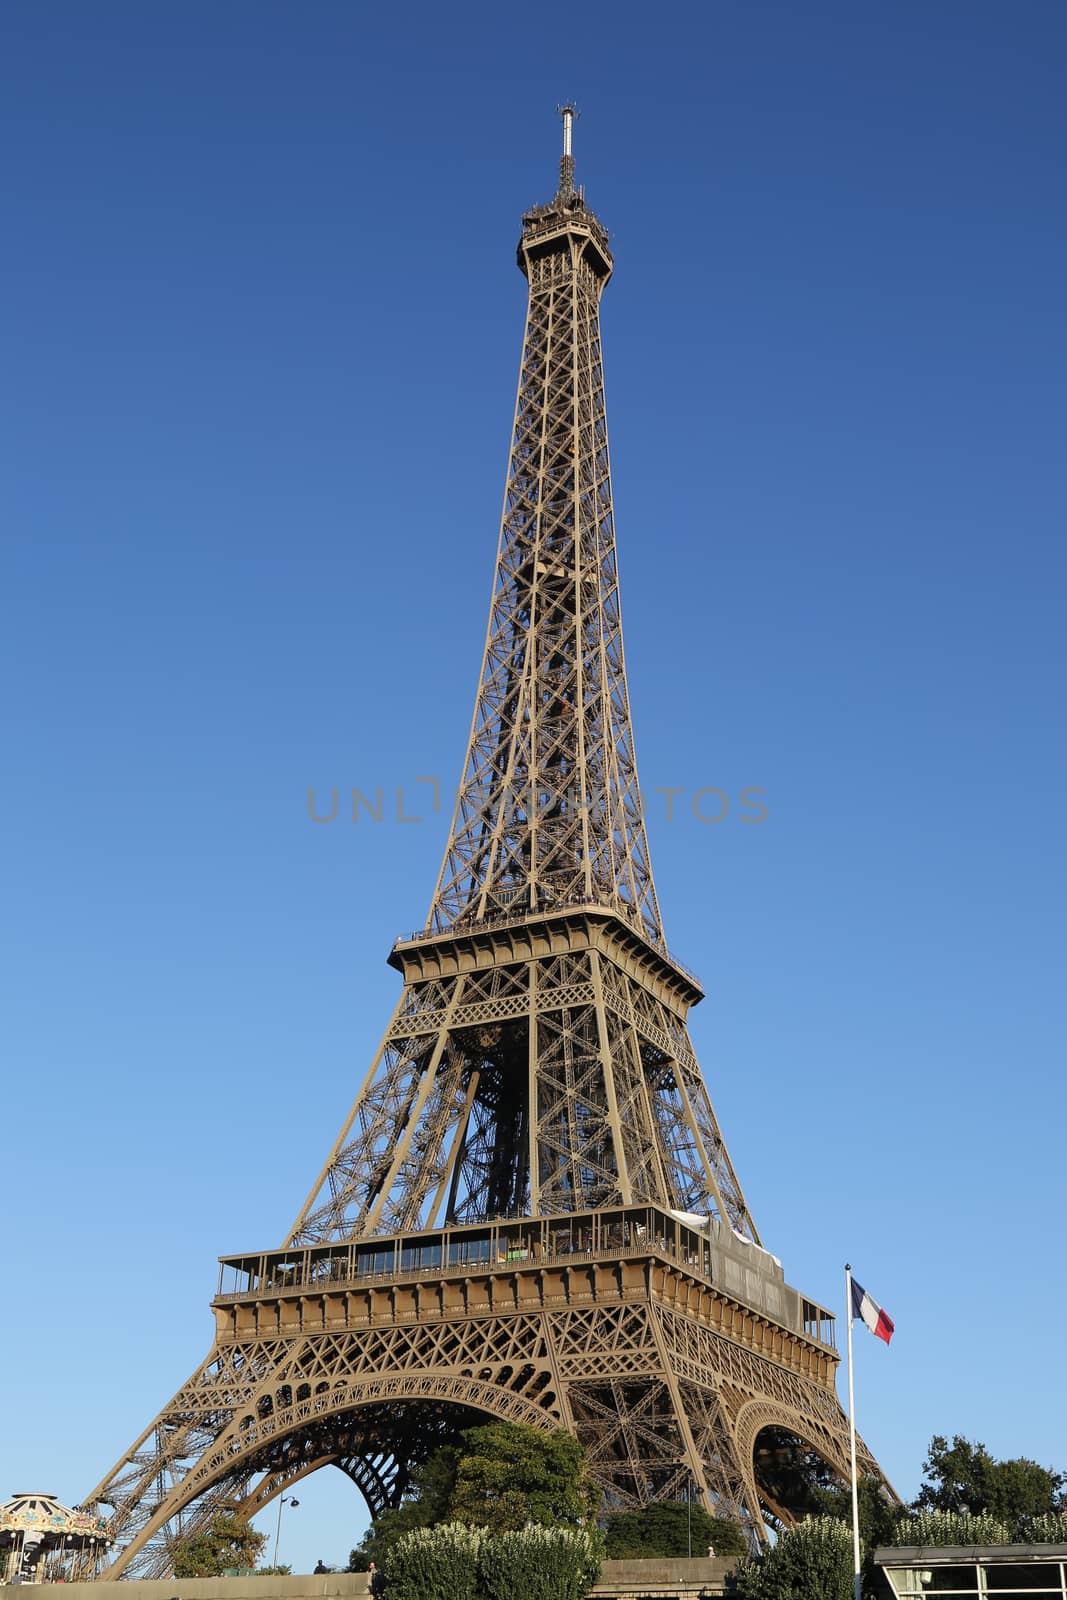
0, 1493, 110, 1584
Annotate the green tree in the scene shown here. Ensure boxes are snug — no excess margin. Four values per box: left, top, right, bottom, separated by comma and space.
815, 1474, 898, 1550
447, 1424, 597, 1531
986, 1456, 1066, 1523
356, 1441, 463, 1568
602, 1501, 747, 1560
358, 1501, 435, 1571
356, 1423, 596, 1567
813, 1473, 900, 1596
914, 1435, 1064, 1526
171, 1513, 267, 1577
733, 1516, 852, 1600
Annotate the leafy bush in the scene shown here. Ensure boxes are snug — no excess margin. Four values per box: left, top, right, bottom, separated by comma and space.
384, 1522, 483, 1600
382, 1521, 601, 1600
1025, 1512, 1067, 1543
478, 1525, 602, 1600
734, 1516, 853, 1600
900, 1508, 1012, 1547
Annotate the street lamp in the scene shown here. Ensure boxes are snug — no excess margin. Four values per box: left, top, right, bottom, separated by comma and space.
273, 1495, 300, 1569
687, 1478, 692, 1559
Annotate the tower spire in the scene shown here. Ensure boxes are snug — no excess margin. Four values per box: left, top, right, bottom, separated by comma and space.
556, 101, 577, 199
429, 113, 649, 942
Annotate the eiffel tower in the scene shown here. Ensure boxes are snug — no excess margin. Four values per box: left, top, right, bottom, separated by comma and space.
78, 110, 884, 1579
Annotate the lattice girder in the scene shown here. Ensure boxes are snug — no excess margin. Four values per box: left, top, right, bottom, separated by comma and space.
287, 917, 758, 1243
81, 1238, 875, 1577
428, 190, 660, 944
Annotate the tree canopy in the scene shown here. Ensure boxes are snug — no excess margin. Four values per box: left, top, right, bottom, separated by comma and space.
348, 1425, 1067, 1591
171, 1513, 267, 1578
449, 1423, 597, 1531
602, 1501, 747, 1560
815, 1473, 899, 1553
356, 1422, 596, 1569
914, 1435, 1064, 1526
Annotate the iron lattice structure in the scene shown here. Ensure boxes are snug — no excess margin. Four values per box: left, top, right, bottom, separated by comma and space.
77, 114, 888, 1580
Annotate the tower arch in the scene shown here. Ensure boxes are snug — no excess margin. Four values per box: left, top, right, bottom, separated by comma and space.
99, 1379, 561, 1579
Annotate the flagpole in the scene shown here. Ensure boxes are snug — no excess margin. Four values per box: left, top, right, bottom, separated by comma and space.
845, 1263, 862, 1600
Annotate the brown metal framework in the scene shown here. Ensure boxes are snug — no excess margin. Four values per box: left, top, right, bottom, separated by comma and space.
76, 112, 889, 1579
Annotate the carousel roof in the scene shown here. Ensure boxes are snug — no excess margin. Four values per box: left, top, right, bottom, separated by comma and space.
0, 1492, 110, 1545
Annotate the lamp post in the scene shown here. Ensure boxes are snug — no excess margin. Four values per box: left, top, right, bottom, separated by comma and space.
273, 1494, 299, 1569
687, 1477, 692, 1559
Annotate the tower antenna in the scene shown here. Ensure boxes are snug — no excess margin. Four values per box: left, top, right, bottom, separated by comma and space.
556, 102, 578, 198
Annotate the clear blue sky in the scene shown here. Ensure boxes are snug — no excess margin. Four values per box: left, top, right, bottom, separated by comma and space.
3, 0, 1065, 1573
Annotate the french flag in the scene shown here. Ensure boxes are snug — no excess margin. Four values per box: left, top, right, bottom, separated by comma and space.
851, 1278, 895, 1345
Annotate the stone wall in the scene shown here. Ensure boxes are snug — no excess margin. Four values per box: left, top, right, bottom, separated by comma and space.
19, 1580, 371, 1600
27, 1556, 734, 1600
595, 1555, 732, 1597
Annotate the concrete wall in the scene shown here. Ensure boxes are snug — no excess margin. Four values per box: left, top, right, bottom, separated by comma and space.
22, 1580, 371, 1600
27, 1557, 734, 1600
595, 1556, 732, 1597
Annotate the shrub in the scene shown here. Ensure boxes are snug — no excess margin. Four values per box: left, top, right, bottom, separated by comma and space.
602, 1502, 748, 1559
1025, 1512, 1067, 1544
384, 1522, 483, 1600
900, 1508, 1012, 1547
477, 1524, 603, 1600
171, 1513, 267, 1578
734, 1516, 853, 1600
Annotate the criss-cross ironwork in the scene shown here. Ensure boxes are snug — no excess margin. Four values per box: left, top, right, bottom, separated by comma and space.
75, 110, 891, 1580
428, 161, 659, 945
